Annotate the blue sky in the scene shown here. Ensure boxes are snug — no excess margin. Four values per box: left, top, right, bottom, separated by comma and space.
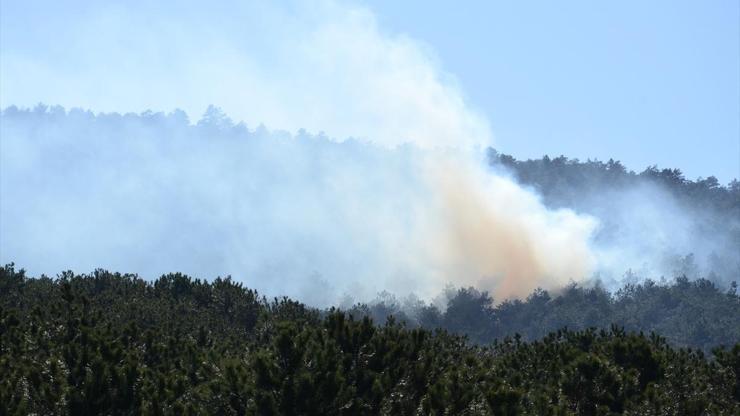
2, 0, 738, 182
370, 1, 739, 182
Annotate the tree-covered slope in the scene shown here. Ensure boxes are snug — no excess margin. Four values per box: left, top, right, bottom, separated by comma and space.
488, 149, 740, 285
351, 277, 740, 351
2, 265, 738, 415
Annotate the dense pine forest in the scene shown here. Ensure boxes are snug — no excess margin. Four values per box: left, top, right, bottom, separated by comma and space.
2, 264, 738, 414
351, 277, 740, 351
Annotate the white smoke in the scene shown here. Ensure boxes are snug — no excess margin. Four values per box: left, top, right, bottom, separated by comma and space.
1, 1, 602, 304
0, 0, 490, 149
0, 108, 600, 303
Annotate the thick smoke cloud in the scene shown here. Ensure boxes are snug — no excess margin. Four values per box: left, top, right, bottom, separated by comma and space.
419, 156, 597, 296
4, 1, 733, 306
0, 107, 599, 304
1, 1, 605, 304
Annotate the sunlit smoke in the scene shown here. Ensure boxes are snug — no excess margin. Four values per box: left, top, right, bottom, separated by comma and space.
420, 155, 597, 298
1, 0, 608, 304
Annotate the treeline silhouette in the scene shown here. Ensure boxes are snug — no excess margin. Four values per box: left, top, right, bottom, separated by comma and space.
488, 149, 739, 211
2, 264, 738, 414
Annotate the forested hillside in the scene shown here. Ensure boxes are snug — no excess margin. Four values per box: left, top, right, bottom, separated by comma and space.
352, 277, 740, 351
488, 149, 739, 212
2, 264, 739, 415
488, 149, 740, 286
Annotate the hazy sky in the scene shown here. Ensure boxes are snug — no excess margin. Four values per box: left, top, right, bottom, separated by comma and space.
1, 0, 738, 182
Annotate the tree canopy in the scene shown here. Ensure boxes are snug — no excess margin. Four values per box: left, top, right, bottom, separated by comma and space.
2, 264, 738, 415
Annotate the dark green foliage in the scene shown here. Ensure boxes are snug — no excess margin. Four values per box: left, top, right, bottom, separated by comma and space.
2, 264, 738, 415
357, 279, 740, 353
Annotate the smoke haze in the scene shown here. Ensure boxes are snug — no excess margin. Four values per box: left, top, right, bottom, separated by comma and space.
1, 1, 736, 306
0, 107, 603, 304
0, 0, 490, 149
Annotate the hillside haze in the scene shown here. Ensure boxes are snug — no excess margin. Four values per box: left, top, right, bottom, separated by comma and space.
1, 106, 737, 307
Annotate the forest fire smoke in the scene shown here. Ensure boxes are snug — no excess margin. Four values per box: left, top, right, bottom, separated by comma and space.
4, 1, 728, 307
0, 0, 605, 304
0, 108, 602, 304
415, 154, 598, 299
